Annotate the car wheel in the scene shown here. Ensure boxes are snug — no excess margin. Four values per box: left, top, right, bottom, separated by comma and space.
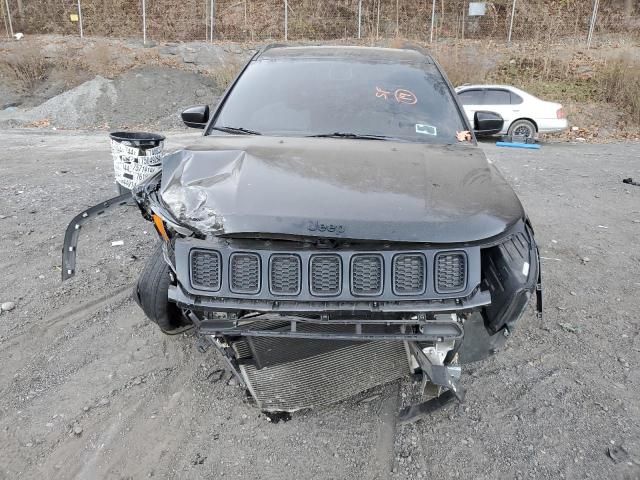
135, 243, 190, 333
508, 119, 537, 139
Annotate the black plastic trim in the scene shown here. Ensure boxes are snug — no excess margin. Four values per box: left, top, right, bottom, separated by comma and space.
392, 252, 427, 296
434, 250, 468, 294
174, 237, 482, 302
268, 253, 302, 296
350, 253, 384, 297
198, 318, 463, 342
229, 252, 262, 294
61, 193, 131, 281
309, 254, 343, 297
168, 284, 491, 314
189, 248, 222, 292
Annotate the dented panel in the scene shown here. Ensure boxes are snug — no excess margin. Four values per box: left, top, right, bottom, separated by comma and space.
156, 136, 525, 242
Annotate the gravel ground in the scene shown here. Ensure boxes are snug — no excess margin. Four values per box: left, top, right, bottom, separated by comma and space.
0, 68, 220, 130
0, 130, 638, 480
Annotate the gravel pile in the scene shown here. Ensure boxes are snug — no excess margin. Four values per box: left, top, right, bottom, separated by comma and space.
0, 67, 219, 130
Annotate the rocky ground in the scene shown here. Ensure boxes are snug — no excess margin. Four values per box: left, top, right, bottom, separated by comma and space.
0, 35, 253, 130
0, 130, 638, 479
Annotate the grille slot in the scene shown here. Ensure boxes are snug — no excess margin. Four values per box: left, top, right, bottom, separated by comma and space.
351, 254, 383, 296
393, 254, 426, 295
269, 254, 301, 295
310, 255, 342, 296
435, 252, 467, 293
190, 249, 221, 291
230, 253, 261, 294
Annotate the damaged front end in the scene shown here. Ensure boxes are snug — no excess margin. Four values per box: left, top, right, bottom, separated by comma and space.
113, 141, 542, 420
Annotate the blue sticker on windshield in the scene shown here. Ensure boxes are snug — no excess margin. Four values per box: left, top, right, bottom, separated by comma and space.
416, 124, 437, 136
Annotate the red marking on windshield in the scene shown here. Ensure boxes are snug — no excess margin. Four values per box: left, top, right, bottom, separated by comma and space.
394, 89, 417, 105
375, 86, 391, 100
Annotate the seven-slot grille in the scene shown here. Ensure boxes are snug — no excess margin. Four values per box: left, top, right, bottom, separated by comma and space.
230, 253, 261, 294
310, 255, 342, 296
351, 254, 383, 296
188, 248, 469, 297
269, 255, 301, 295
393, 254, 426, 295
190, 249, 221, 290
435, 252, 467, 292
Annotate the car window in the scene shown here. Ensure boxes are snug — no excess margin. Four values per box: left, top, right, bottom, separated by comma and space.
458, 89, 484, 105
484, 89, 511, 105
510, 91, 523, 105
212, 58, 467, 144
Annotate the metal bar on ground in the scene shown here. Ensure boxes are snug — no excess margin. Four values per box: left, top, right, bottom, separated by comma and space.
77, 0, 83, 38
4, 0, 12, 37
430, 0, 436, 42
508, 0, 516, 43
398, 390, 456, 425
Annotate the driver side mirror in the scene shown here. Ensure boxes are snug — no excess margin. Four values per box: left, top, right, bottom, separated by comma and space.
181, 105, 210, 129
473, 111, 504, 136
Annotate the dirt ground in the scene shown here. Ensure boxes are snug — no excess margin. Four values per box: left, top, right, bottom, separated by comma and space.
0, 129, 639, 480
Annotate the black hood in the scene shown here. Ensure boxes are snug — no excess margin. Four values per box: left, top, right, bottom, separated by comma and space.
159, 136, 524, 243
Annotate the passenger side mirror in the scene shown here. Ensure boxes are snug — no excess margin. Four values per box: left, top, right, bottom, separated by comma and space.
473, 111, 504, 136
181, 105, 210, 129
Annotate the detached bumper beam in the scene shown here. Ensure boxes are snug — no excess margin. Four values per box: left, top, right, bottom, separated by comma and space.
169, 284, 491, 314
197, 316, 464, 342
61, 193, 131, 281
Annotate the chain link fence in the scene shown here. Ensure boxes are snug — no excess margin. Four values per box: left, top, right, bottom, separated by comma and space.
1, 0, 638, 45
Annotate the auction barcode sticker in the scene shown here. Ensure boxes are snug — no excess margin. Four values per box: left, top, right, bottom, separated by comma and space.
111, 139, 164, 189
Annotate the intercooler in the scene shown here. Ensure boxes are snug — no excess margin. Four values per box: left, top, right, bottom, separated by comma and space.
231, 323, 411, 412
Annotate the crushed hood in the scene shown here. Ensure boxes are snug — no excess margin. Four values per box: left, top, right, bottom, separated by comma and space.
159, 136, 524, 243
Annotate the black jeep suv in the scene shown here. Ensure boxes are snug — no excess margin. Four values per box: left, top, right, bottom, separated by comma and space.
64, 45, 541, 419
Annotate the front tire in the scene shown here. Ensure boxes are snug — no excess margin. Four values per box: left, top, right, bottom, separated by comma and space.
135, 243, 189, 333
508, 119, 537, 139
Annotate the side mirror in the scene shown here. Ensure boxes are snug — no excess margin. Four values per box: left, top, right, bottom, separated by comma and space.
473, 111, 504, 136
181, 105, 210, 129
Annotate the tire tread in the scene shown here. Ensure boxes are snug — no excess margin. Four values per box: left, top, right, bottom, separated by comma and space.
136, 243, 184, 332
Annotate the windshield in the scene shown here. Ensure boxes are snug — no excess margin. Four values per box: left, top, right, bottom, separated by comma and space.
210, 56, 467, 143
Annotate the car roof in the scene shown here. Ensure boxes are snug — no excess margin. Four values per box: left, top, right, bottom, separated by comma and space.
257, 45, 434, 65
456, 84, 528, 94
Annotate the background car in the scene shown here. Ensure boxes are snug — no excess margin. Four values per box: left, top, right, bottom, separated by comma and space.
455, 84, 568, 139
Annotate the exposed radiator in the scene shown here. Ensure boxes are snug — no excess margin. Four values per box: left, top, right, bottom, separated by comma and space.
234, 329, 410, 411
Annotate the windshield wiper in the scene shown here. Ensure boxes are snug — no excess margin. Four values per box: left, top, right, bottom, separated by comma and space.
211, 126, 262, 135
307, 132, 391, 141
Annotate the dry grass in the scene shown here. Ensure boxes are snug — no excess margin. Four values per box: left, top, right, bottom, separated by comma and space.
433, 47, 489, 86
599, 57, 640, 124
0, 48, 50, 92
8, 0, 636, 42
210, 61, 244, 92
